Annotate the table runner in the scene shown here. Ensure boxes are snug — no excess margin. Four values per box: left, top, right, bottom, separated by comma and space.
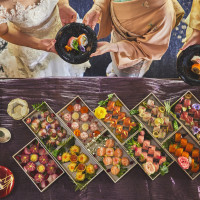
0, 77, 200, 200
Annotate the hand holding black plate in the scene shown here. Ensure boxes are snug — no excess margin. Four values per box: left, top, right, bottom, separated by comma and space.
177, 45, 200, 86
55, 23, 97, 64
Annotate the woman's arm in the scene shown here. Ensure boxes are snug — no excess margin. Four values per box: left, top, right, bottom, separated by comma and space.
0, 22, 56, 52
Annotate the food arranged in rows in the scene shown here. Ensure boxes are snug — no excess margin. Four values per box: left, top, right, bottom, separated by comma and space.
124, 129, 173, 180
95, 94, 140, 144
24, 102, 70, 152
171, 92, 200, 142
13, 139, 63, 192
130, 94, 179, 143
65, 34, 88, 53
58, 97, 105, 146
163, 129, 200, 179
52, 137, 102, 190
88, 131, 136, 183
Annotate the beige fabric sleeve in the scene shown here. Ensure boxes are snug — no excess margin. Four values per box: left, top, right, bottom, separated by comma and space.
189, 0, 200, 30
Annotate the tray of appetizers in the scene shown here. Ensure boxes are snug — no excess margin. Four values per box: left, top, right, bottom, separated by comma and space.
171, 91, 200, 144
88, 131, 137, 183
94, 94, 141, 145
13, 138, 64, 192
23, 102, 71, 153
163, 127, 200, 180
130, 93, 180, 144
124, 128, 174, 180
57, 96, 106, 147
52, 136, 103, 190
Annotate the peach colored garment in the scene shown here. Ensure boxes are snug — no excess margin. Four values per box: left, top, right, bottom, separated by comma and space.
94, 0, 184, 69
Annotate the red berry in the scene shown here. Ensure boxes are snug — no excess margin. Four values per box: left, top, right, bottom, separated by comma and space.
57, 156, 62, 161
94, 164, 98, 170
26, 118, 31, 124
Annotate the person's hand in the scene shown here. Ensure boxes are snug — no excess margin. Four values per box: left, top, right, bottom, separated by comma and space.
181, 29, 200, 50
90, 42, 118, 57
59, 4, 77, 26
83, 5, 102, 30
38, 39, 57, 54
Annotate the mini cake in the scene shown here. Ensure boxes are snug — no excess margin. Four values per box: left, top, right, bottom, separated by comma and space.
71, 122, 80, 130
80, 132, 89, 140
82, 123, 89, 131
74, 104, 81, 112
63, 113, 72, 122
80, 113, 89, 122
72, 112, 80, 120
90, 123, 98, 131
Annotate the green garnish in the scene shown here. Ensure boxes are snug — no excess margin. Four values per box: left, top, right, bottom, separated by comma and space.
98, 94, 114, 107
130, 109, 139, 115
159, 161, 170, 176
72, 40, 79, 51
173, 120, 179, 131
117, 164, 128, 178
32, 102, 47, 112
164, 100, 171, 115
142, 101, 147, 108
0, 131, 5, 137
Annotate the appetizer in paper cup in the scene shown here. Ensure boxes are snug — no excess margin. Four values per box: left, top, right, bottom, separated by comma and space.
55, 23, 97, 64
0, 128, 11, 143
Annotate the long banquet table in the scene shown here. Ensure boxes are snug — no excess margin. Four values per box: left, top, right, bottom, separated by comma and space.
0, 77, 200, 200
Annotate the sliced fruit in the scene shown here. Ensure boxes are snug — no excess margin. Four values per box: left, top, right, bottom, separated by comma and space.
178, 156, 189, 170
47, 115, 54, 123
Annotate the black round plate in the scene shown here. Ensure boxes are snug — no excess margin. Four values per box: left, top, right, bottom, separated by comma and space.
55, 23, 97, 64
177, 45, 200, 86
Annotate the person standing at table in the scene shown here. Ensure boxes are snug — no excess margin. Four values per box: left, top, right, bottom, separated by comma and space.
181, 0, 200, 50
83, 0, 185, 77
0, 0, 90, 78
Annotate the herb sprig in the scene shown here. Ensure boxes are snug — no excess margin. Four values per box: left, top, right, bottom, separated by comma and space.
98, 94, 114, 107
32, 102, 47, 112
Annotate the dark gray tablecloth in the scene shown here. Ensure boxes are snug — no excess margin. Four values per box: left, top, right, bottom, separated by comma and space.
0, 78, 200, 200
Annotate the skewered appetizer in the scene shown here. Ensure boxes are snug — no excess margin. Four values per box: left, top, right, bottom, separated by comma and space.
173, 93, 200, 141
135, 98, 176, 140
95, 137, 131, 176
125, 130, 171, 178
95, 97, 139, 142
59, 98, 104, 145
167, 132, 200, 175
57, 143, 99, 183
14, 139, 63, 191
65, 34, 88, 52
26, 109, 68, 151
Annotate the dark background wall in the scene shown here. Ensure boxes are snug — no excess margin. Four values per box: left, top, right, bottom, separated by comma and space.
69, 0, 193, 78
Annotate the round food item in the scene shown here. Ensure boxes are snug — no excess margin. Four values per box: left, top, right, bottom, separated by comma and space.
105, 139, 115, 148
178, 156, 189, 169
30, 154, 38, 162
114, 148, 123, 158
70, 154, 78, 163
39, 148, 46, 156
80, 113, 89, 122
143, 162, 156, 175
71, 122, 80, 130
80, 132, 89, 140
78, 153, 88, 163
62, 152, 71, 163
192, 149, 199, 158
78, 34, 88, 46
140, 130, 145, 136
48, 160, 57, 167
86, 164, 95, 174
72, 112, 80, 120
90, 123, 98, 131
175, 133, 182, 143
185, 143, 194, 153
30, 145, 39, 154
46, 115, 54, 124
106, 148, 114, 157
46, 165, 56, 175
80, 106, 88, 114
38, 129, 47, 138
97, 147, 106, 157
180, 138, 188, 148
74, 129, 81, 137
112, 157, 121, 165
74, 104, 81, 112
34, 173, 44, 183
25, 162, 36, 172
77, 163, 86, 172
63, 113, 72, 122
0, 128, 11, 143
121, 157, 130, 166
175, 148, 184, 157
103, 157, 112, 166
169, 144, 177, 154
82, 123, 89, 131
68, 163, 77, 172
21, 155, 30, 164
75, 172, 85, 181
70, 145, 80, 154
182, 151, 189, 159
39, 155, 49, 165
111, 166, 120, 175
37, 164, 46, 173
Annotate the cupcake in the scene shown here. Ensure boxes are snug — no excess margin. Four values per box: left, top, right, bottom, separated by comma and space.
71, 122, 80, 130
80, 113, 89, 122
82, 123, 89, 131
63, 113, 72, 122
74, 104, 81, 112
90, 123, 98, 131
80, 132, 89, 140
72, 112, 80, 120
37, 164, 46, 173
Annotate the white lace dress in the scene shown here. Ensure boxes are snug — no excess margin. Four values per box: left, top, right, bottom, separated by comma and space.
0, 0, 90, 78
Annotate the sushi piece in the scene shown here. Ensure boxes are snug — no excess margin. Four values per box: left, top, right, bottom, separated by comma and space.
105, 139, 115, 148
146, 156, 153, 163
129, 122, 137, 131
116, 125, 123, 134
104, 113, 112, 123
106, 148, 114, 157
154, 151, 161, 159
157, 111, 164, 119
143, 140, 150, 150
107, 101, 115, 111
97, 147, 106, 156
135, 147, 142, 157
185, 116, 193, 126
153, 126, 160, 133
175, 133, 182, 143
121, 130, 129, 139
163, 117, 170, 126
121, 157, 130, 166
151, 107, 158, 116
114, 148, 123, 158
147, 99, 155, 108
167, 122, 174, 132
113, 106, 121, 116
191, 55, 200, 64
153, 162, 159, 172
191, 64, 200, 75
123, 117, 131, 127
185, 143, 194, 153
138, 106, 146, 114
182, 151, 189, 158
194, 111, 200, 119
148, 145, 156, 155
112, 157, 121, 165
159, 156, 166, 165
192, 149, 199, 158
175, 148, 183, 157
103, 157, 112, 166
169, 144, 177, 154
183, 99, 191, 107
138, 135, 144, 144
189, 108, 196, 115
111, 166, 120, 175
110, 119, 118, 128
174, 104, 183, 114
148, 117, 156, 127
142, 112, 151, 122
140, 152, 148, 162
158, 128, 166, 139
180, 112, 188, 121
180, 138, 188, 148
78, 34, 88, 46
67, 36, 79, 51
118, 112, 126, 121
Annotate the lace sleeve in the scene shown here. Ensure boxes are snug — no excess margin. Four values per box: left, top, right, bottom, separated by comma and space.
0, 17, 8, 24
0, 6, 8, 24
